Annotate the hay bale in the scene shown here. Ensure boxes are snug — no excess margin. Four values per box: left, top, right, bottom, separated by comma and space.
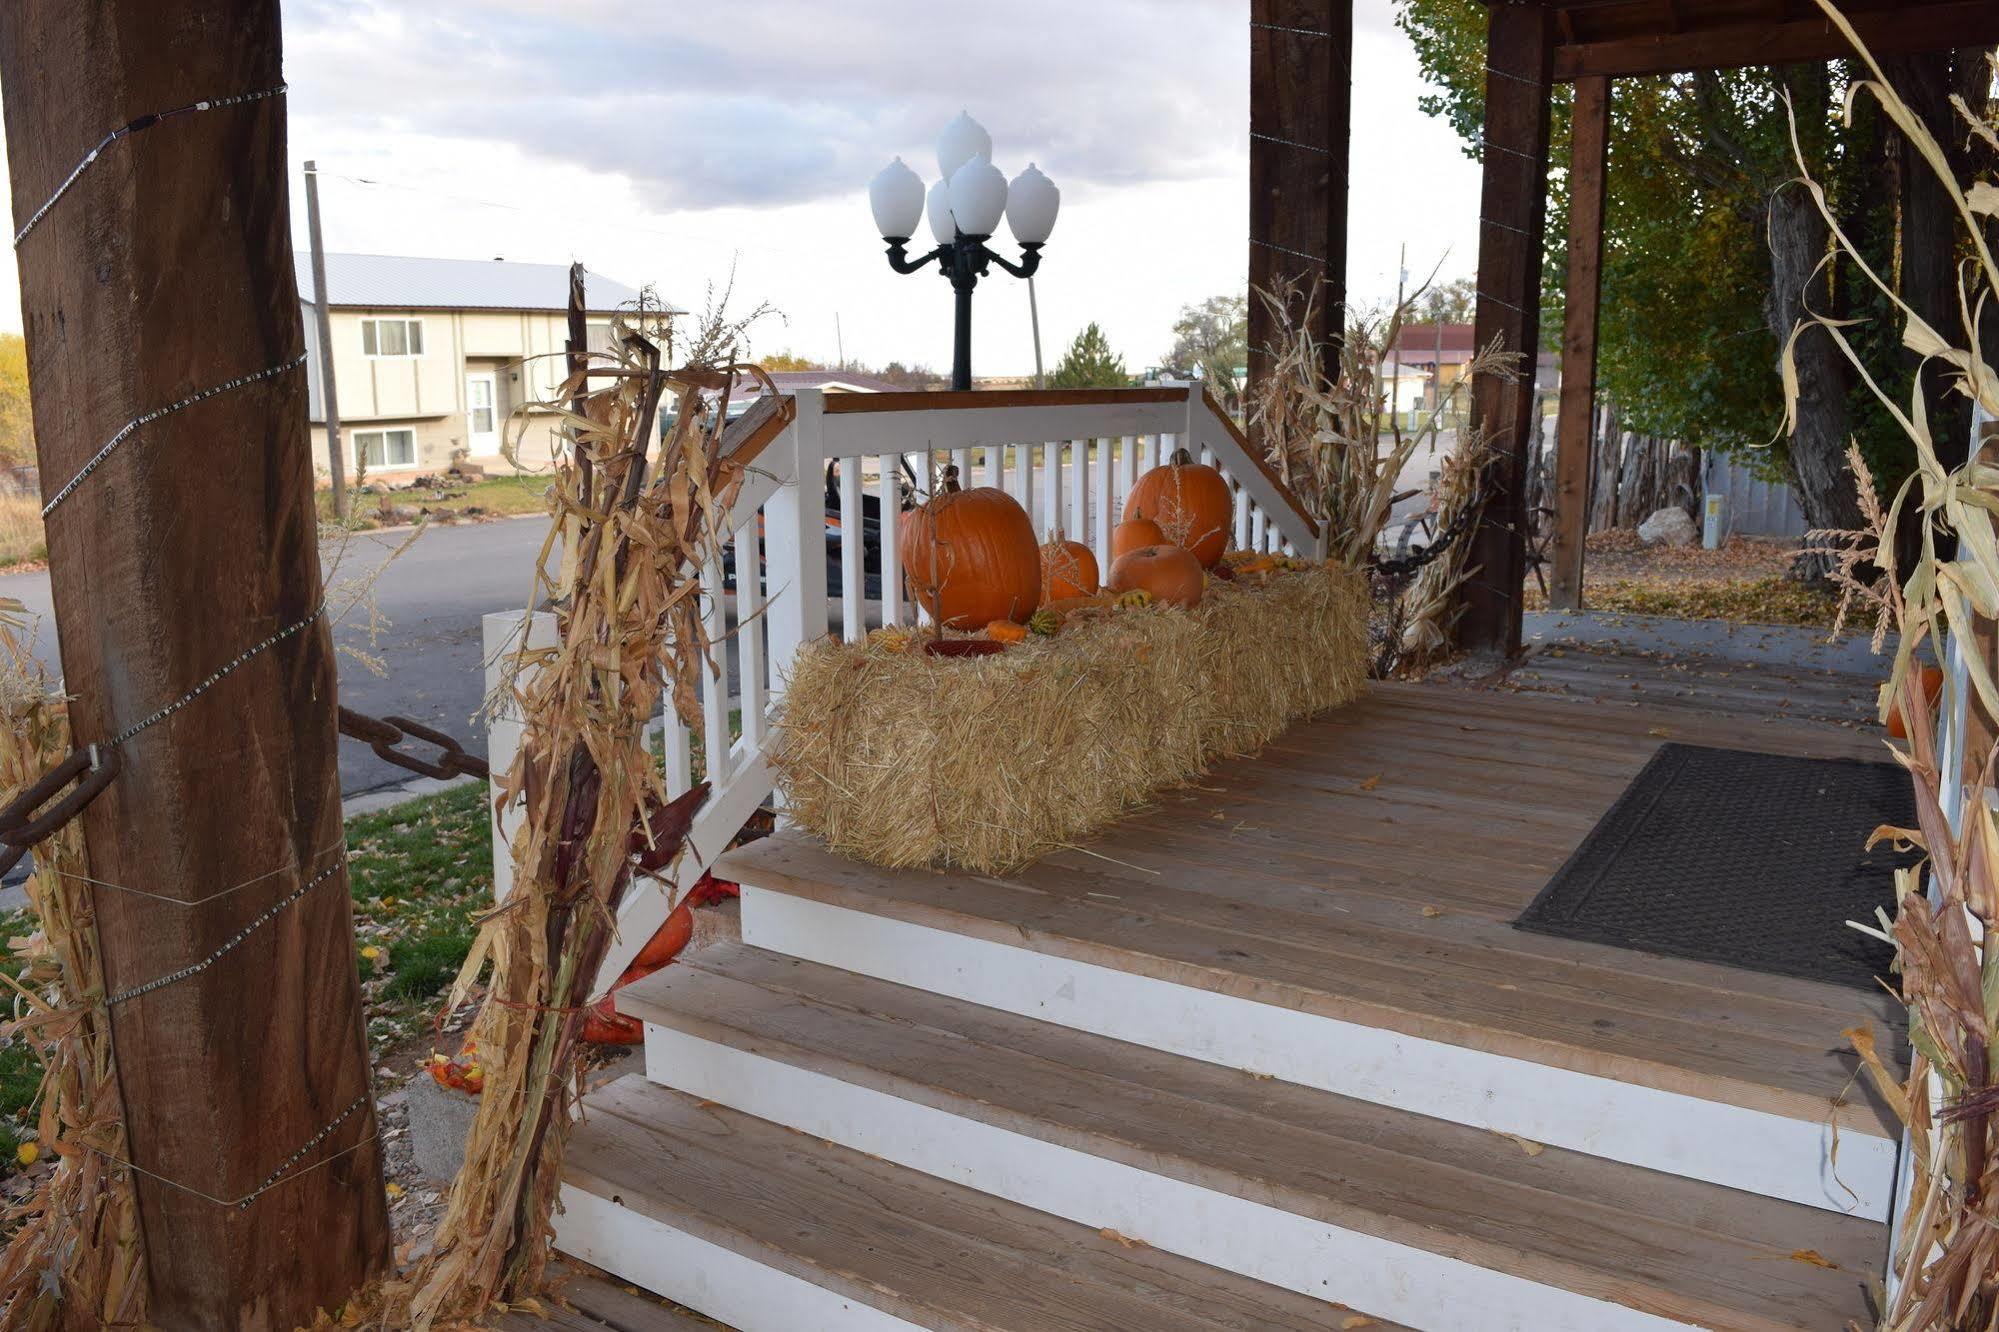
772, 561, 1368, 873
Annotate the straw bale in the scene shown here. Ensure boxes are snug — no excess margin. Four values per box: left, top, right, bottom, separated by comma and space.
773, 561, 1367, 872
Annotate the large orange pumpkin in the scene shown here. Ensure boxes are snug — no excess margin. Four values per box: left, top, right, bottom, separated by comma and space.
1111, 516, 1166, 561
1040, 535, 1100, 600
1886, 664, 1945, 739
1107, 543, 1205, 610
899, 476, 1041, 627
1123, 449, 1234, 568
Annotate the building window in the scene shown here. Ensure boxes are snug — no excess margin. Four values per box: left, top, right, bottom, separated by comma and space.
360, 317, 425, 357
586, 321, 616, 355
355, 428, 416, 470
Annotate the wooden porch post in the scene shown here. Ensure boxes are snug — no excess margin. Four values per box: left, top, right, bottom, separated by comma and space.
1247, 0, 1354, 418
1459, 0, 1556, 656
0, 4, 391, 1327
1548, 73, 1611, 612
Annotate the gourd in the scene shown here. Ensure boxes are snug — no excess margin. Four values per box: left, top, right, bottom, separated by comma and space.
1040, 534, 1100, 600
1106, 543, 1205, 610
985, 619, 1029, 644
899, 472, 1041, 628
1886, 664, 1945, 739
1124, 449, 1234, 568
1112, 516, 1166, 561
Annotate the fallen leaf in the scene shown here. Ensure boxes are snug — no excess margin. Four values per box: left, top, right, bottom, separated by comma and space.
384, 1181, 404, 1198
1790, 1249, 1840, 1270
1494, 1131, 1545, 1157
1420, 905, 1444, 918
1647, 726, 1671, 737
1357, 774, 1382, 792
1342, 1318, 1378, 1330
1099, 1227, 1147, 1249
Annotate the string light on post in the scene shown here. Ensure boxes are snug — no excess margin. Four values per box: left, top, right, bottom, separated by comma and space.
869, 111, 1060, 390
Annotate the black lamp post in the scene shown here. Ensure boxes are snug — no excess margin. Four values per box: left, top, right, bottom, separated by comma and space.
870, 113, 1060, 391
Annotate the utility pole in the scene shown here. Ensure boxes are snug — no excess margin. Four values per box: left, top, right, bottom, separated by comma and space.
303, 159, 347, 519
0, 5, 390, 1326
835, 312, 846, 371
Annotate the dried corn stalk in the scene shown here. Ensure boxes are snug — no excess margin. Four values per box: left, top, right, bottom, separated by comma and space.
1248, 273, 1516, 674
1789, 10, 1999, 1327
0, 609, 148, 1330
381, 303, 759, 1330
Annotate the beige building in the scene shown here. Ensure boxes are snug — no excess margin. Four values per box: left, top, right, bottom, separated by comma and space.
297, 253, 668, 483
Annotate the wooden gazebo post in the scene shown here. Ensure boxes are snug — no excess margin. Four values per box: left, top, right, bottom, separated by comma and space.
1247, 0, 1353, 430
0, 3, 390, 1326
1547, 74, 1611, 613
1460, 0, 1555, 656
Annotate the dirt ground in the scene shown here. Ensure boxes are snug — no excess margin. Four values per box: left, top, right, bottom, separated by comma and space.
1573, 530, 1801, 582
1523, 531, 1842, 629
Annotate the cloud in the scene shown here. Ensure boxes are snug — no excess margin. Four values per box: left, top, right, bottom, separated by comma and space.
283, 0, 1249, 212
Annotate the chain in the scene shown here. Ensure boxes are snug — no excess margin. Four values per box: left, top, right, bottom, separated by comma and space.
103, 849, 348, 1007
338, 707, 490, 781
14, 84, 287, 246
1369, 500, 1482, 582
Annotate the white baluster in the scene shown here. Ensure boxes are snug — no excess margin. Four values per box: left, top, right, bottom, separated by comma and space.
1093, 433, 1113, 563
664, 713, 693, 799
736, 512, 768, 758
1117, 435, 1137, 521
1046, 441, 1064, 539
1252, 507, 1268, 553
1013, 441, 1035, 529
838, 457, 863, 641
983, 441, 1003, 490
1233, 470, 1252, 551
879, 453, 902, 625
762, 389, 828, 709
701, 550, 731, 786
952, 446, 971, 481
1069, 438, 1088, 540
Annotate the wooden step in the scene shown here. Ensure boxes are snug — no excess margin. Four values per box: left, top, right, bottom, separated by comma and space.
719, 820, 1900, 1219
556, 1076, 1399, 1332
619, 943, 1882, 1332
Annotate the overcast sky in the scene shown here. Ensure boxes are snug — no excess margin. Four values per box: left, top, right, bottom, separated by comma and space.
0, 0, 1483, 378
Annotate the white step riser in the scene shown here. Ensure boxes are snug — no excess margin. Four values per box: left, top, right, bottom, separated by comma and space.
554, 1183, 922, 1332
644, 1021, 1697, 1332
740, 885, 1896, 1221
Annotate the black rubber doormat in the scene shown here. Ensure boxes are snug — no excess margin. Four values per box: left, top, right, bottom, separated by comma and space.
1514, 743, 1914, 991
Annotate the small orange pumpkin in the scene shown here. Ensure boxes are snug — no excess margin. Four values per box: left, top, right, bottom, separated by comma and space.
985, 619, 1029, 644
1040, 534, 1100, 600
1886, 664, 1945, 739
1112, 516, 1166, 561
1107, 543, 1205, 610
899, 470, 1042, 628
1124, 449, 1234, 568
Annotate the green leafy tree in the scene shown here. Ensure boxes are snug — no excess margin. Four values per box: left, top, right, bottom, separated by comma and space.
1392, 0, 1990, 533
1049, 322, 1130, 389
1415, 276, 1477, 325
1162, 295, 1248, 389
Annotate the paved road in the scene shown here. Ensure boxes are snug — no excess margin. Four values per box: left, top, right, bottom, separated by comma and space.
0, 518, 551, 797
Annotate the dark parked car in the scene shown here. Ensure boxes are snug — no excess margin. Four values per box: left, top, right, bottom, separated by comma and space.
722, 455, 924, 599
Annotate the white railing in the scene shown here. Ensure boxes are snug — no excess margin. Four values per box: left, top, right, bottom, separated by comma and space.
487, 384, 1319, 985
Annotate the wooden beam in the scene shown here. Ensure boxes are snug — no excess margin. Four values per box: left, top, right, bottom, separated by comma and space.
0, 4, 390, 1326
1552, 1, 1999, 80
1247, 0, 1354, 410
1548, 74, 1611, 613
1460, 0, 1556, 657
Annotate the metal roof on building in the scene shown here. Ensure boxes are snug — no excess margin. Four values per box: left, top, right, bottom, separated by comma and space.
293, 252, 668, 314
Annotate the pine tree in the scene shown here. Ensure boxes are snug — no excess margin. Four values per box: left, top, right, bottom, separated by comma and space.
1048, 322, 1129, 389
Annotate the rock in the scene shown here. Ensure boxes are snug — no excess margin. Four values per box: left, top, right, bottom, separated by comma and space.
449, 461, 488, 481
1637, 506, 1698, 548
406, 1074, 480, 1182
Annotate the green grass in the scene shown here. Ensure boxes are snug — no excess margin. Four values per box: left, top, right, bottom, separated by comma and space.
0, 782, 497, 1181
318, 474, 554, 529
346, 781, 494, 1052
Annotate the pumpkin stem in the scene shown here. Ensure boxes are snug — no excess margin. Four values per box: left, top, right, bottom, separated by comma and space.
1169, 447, 1195, 467
940, 463, 962, 494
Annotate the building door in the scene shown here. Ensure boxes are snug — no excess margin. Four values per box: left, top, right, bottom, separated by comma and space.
465, 372, 499, 455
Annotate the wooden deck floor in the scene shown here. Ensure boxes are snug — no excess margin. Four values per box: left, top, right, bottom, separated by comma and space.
747, 677, 1905, 1139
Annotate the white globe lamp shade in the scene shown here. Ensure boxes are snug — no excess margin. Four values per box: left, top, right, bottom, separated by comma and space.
936, 111, 992, 180
868, 157, 926, 239
1005, 163, 1060, 244
947, 156, 1008, 237
925, 178, 958, 243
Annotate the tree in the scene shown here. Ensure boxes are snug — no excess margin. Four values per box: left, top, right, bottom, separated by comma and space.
1049, 322, 1130, 389
0, 333, 30, 469
759, 350, 824, 372
1392, 0, 1993, 536
1414, 276, 1476, 325
1161, 294, 1248, 394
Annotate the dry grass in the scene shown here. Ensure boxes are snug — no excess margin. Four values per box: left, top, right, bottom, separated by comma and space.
773, 563, 1369, 874
0, 493, 46, 570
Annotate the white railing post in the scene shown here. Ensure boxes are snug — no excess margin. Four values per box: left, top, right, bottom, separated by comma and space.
763, 391, 829, 683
